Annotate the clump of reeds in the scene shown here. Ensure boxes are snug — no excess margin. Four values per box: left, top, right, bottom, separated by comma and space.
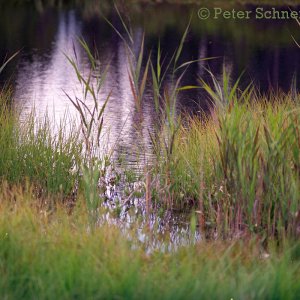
151, 68, 300, 241
0, 104, 82, 198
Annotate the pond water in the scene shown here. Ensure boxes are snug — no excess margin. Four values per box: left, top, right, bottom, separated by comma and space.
1, 2, 300, 162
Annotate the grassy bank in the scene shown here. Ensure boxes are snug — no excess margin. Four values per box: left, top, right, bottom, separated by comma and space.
0, 184, 299, 299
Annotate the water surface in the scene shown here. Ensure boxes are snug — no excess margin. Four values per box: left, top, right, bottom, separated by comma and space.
1, 3, 300, 162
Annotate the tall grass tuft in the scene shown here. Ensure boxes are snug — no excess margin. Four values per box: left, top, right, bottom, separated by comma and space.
65, 38, 117, 219
0, 105, 82, 198
65, 38, 110, 161
150, 68, 300, 240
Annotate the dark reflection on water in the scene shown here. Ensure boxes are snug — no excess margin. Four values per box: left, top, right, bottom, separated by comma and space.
1, 3, 300, 162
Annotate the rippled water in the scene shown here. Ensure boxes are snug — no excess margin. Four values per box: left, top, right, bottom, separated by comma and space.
1, 3, 300, 162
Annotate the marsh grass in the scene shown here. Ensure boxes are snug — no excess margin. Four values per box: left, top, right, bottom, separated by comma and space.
64, 38, 110, 159
0, 91, 82, 198
0, 183, 299, 299
1, 22, 300, 242
153, 75, 300, 240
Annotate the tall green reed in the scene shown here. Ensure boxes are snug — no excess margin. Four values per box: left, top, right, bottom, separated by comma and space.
148, 24, 214, 210
146, 65, 300, 240
197, 70, 300, 239
105, 10, 199, 209
65, 38, 110, 161
65, 38, 113, 223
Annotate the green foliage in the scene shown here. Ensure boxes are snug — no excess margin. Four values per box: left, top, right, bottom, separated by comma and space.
0, 188, 299, 299
151, 70, 300, 240
0, 93, 82, 197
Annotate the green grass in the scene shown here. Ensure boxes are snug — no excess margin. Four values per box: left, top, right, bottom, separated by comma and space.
0, 184, 299, 300
151, 87, 300, 240
0, 89, 83, 198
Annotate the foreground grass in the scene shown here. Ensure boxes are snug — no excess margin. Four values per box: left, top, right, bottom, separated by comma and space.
0, 184, 299, 300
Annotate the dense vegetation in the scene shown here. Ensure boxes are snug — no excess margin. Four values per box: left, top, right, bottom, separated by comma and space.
1, 58, 300, 299
0, 185, 299, 299
1, 4, 300, 298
